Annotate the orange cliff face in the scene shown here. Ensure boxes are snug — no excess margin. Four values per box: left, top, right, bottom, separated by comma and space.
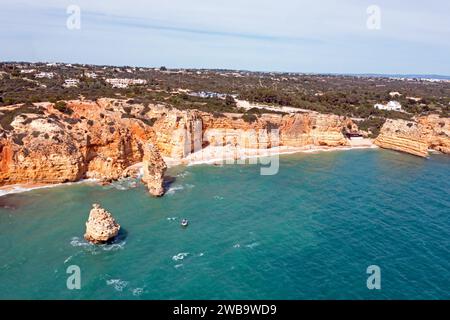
374, 115, 450, 157
0, 100, 167, 196
0, 98, 360, 192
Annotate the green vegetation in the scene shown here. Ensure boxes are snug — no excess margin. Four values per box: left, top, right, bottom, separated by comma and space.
1, 62, 448, 124
355, 117, 386, 138
239, 88, 415, 120
54, 101, 73, 115
242, 113, 258, 123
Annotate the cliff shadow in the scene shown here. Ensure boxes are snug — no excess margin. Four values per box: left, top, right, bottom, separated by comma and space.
108, 227, 128, 244
163, 175, 176, 191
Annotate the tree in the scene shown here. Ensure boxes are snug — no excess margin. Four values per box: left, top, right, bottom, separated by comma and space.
225, 95, 235, 106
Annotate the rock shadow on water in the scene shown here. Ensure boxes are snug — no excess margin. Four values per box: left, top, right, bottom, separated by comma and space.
163, 175, 176, 191
107, 227, 128, 244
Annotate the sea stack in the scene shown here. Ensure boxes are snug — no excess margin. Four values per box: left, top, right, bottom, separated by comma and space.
142, 143, 167, 197
84, 204, 120, 244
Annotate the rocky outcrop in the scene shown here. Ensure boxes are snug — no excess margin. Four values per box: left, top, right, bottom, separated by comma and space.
84, 204, 120, 244
416, 115, 450, 154
0, 100, 167, 196
374, 115, 450, 157
279, 113, 351, 147
374, 119, 429, 157
152, 109, 352, 159
142, 143, 167, 196
1, 98, 353, 193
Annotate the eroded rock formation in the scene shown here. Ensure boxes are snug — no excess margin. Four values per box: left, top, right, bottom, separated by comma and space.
374, 115, 450, 157
0, 100, 167, 196
5, 97, 447, 191
142, 143, 167, 196
152, 109, 352, 159
84, 203, 120, 244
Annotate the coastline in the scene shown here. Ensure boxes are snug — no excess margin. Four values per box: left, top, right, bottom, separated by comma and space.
0, 179, 99, 198
0, 141, 376, 197
165, 141, 377, 167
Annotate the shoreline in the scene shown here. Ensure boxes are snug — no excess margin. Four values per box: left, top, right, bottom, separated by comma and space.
0, 179, 99, 198
0, 143, 377, 198
164, 142, 378, 167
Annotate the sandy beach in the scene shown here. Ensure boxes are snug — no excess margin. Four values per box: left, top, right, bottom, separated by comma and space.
164, 138, 376, 167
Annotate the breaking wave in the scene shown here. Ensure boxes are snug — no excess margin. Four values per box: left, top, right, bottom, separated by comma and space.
166, 185, 184, 195
106, 279, 129, 292
172, 252, 189, 261
106, 179, 138, 191
69, 236, 126, 253
0, 179, 98, 197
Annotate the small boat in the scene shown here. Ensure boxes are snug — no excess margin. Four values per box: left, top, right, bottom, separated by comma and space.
181, 219, 189, 227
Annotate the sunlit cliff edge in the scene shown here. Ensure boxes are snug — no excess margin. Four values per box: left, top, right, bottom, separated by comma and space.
1, 98, 448, 195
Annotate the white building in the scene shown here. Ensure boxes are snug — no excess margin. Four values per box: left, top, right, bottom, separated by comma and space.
189, 91, 227, 99
20, 69, 36, 74
374, 101, 402, 111
389, 91, 402, 98
35, 72, 55, 79
63, 79, 80, 88
105, 78, 147, 88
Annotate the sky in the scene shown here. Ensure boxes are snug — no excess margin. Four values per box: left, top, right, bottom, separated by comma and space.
1, 0, 449, 75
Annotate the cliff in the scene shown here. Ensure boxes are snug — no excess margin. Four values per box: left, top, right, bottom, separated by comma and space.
1, 99, 356, 190
0, 98, 379, 191
0, 100, 167, 195
142, 143, 167, 197
152, 109, 353, 159
374, 115, 450, 157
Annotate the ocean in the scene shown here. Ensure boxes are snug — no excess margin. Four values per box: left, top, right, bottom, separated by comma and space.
0, 149, 449, 299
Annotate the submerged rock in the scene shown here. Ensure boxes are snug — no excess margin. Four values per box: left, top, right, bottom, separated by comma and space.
84, 204, 120, 244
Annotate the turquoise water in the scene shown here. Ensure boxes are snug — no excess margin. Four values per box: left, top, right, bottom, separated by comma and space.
0, 149, 449, 299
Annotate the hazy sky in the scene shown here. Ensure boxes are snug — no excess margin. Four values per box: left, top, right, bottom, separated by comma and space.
1, 0, 449, 74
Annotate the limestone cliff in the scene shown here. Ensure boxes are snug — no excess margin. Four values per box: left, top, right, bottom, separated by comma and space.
84, 203, 120, 243
142, 143, 167, 197
0, 100, 167, 195
374, 115, 450, 157
417, 115, 450, 154
152, 109, 352, 159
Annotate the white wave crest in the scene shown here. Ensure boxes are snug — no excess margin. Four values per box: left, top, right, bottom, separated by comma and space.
245, 242, 260, 249
0, 179, 99, 198
172, 252, 189, 261
166, 185, 184, 195
176, 171, 191, 178
132, 287, 144, 296
106, 279, 129, 292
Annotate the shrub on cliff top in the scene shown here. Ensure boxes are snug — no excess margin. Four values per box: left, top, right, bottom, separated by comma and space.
54, 101, 73, 115
355, 117, 386, 138
242, 113, 258, 123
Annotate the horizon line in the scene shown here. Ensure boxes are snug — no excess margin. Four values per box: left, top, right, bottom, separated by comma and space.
2, 60, 450, 79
